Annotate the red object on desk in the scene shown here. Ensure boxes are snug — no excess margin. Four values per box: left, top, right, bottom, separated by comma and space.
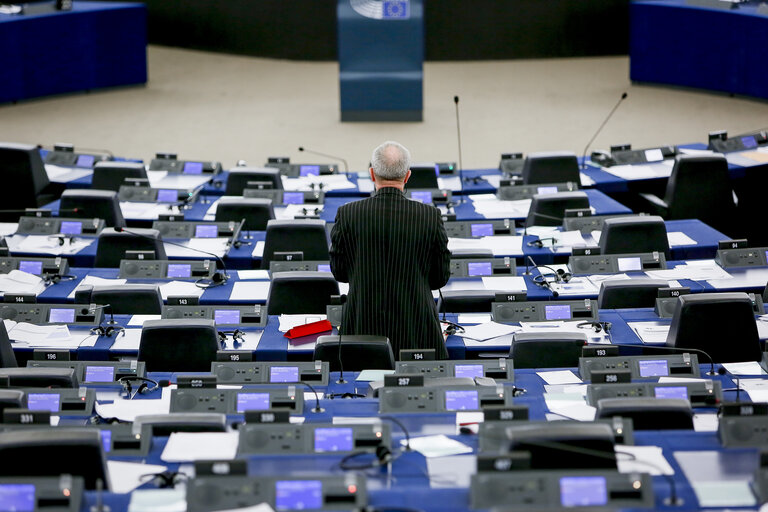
284, 319, 332, 339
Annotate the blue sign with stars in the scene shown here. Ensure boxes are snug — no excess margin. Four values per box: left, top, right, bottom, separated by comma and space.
383, 0, 409, 19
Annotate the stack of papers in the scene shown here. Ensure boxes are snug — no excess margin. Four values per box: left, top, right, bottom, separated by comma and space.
601, 162, 673, 180
448, 236, 523, 256
4, 321, 94, 349
161, 432, 240, 462
6, 234, 93, 256
229, 281, 270, 301
120, 202, 181, 220
646, 260, 732, 281
158, 281, 204, 300
455, 321, 519, 342
470, 196, 530, 219
68, 276, 128, 299
0, 270, 45, 295
627, 321, 670, 344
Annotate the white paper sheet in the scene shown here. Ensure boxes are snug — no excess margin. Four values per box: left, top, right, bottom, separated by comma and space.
277, 314, 327, 333
721, 361, 765, 376
537, 370, 582, 385
448, 236, 523, 256
7, 234, 93, 256
627, 321, 670, 344
110, 329, 143, 351
220, 331, 262, 351
646, 260, 732, 281
158, 281, 205, 300
544, 394, 596, 421
457, 313, 491, 324
460, 333, 515, 349
356, 369, 395, 381
738, 378, 768, 402
601, 163, 672, 180
549, 277, 600, 296
0, 270, 45, 295
45, 164, 93, 183
127, 489, 187, 512
6, 322, 76, 347
274, 204, 324, 220
471, 198, 531, 219
693, 414, 719, 432
480, 276, 526, 292
403, 435, 473, 458
667, 232, 697, 247
237, 270, 270, 280
95, 387, 172, 421
69, 276, 128, 299
455, 322, 519, 341
253, 241, 265, 258
108, 461, 168, 494
127, 315, 162, 326
120, 202, 181, 220
147, 171, 211, 190
614, 445, 674, 475
161, 432, 240, 462
163, 237, 228, 259
426, 455, 475, 488
229, 281, 270, 301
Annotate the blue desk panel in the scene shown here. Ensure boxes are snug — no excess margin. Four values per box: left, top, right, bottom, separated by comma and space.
0, 1, 147, 103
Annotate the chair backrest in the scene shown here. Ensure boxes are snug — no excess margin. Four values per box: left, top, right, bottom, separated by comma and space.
90, 285, 164, 315
597, 279, 669, 309
522, 151, 580, 185
215, 197, 275, 231
664, 154, 736, 231
666, 292, 762, 363
0, 142, 51, 213
314, 335, 395, 371
0, 322, 17, 368
60, 189, 125, 228
526, 191, 589, 227
94, 228, 166, 268
506, 422, 617, 469
405, 163, 439, 190
261, 219, 330, 269
267, 271, 340, 315
90, 161, 147, 191
0, 429, 109, 490
437, 290, 496, 313
138, 319, 219, 372
225, 167, 283, 195
510, 332, 587, 368
595, 398, 694, 430
599, 215, 669, 257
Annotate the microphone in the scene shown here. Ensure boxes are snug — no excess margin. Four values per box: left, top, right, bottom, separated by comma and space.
228, 219, 247, 249
302, 381, 325, 413
453, 95, 465, 205
86, 304, 125, 338
595, 342, 717, 376
298, 146, 349, 174
718, 366, 742, 401
581, 92, 628, 170
114, 227, 230, 287
526, 256, 561, 298
336, 294, 348, 384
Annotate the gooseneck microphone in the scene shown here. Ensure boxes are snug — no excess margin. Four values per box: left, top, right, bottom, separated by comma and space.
114, 227, 230, 287
581, 92, 628, 170
302, 381, 324, 413
336, 294, 348, 384
453, 95, 466, 205
298, 146, 349, 174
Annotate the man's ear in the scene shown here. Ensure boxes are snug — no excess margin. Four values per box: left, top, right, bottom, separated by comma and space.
403, 169, 411, 184
369, 167, 376, 182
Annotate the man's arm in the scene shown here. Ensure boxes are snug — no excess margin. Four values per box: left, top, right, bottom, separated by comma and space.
428, 209, 451, 290
329, 209, 349, 283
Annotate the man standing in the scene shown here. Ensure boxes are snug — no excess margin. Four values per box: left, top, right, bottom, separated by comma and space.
330, 141, 451, 359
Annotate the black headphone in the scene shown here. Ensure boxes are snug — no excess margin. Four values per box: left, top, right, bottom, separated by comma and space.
42, 273, 76, 286
90, 324, 125, 338
442, 320, 465, 336
217, 329, 245, 346
119, 376, 160, 399
577, 321, 613, 333
140, 470, 187, 489
532, 268, 573, 289
527, 237, 559, 248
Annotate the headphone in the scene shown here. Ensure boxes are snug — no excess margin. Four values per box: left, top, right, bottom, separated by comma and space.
531, 267, 572, 289
217, 329, 245, 346
119, 376, 161, 399
49, 235, 76, 246
42, 273, 76, 286
90, 324, 125, 338
141, 470, 187, 489
577, 321, 613, 333
441, 320, 465, 336
527, 237, 559, 248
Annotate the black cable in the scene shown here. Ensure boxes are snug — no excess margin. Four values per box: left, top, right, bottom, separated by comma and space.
301, 381, 324, 413
379, 415, 411, 451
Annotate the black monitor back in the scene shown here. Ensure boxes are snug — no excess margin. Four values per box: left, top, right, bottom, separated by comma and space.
522, 151, 580, 185
437, 290, 496, 313
314, 335, 395, 371
261, 219, 329, 269
0, 429, 109, 490
506, 422, 617, 469
405, 163, 439, 190
267, 271, 339, 315
510, 332, 587, 368
138, 319, 219, 372
60, 189, 125, 228
666, 292, 761, 363
0, 142, 53, 217
225, 167, 283, 195
0, 367, 78, 388
215, 197, 275, 231
597, 279, 669, 309
0, 321, 17, 368
526, 192, 589, 227
94, 228, 166, 268
596, 398, 694, 430
91, 161, 147, 191
599, 215, 669, 257
91, 285, 164, 315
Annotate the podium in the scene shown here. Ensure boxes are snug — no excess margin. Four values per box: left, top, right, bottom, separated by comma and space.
337, 0, 423, 122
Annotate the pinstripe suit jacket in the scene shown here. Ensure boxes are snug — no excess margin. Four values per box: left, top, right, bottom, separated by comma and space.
330, 187, 452, 359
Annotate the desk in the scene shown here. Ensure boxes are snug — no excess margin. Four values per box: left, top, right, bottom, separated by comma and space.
0, 1, 147, 103
630, 0, 768, 101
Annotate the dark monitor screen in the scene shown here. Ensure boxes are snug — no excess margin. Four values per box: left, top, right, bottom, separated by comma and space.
654, 386, 688, 400
275, 480, 322, 511
76, 154, 95, 168
60, 221, 82, 235
299, 165, 320, 177
17, 261, 42, 275
454, 364, 484, 379
317, 264, 331, 272
183, 162, 203, 175
470, 223, 493, 237
166, 264, 192, 278
156, 189, 177, 203
444, 390, 479, 411
559, 476, 608, 507
195, 224, 218, 238
85, 366, 115, 383
27, 393, 60, 412
313, 427, 353, 452
269, 366, 299, 383
48, 308, 75, 323
0, 484, 35, 512
100, 430, 112, 453
637, 360, 669, 378
467, 262, 492, 276
411, 191, 432, 204
214, 309, 240, 325
283, 192, 305, 205
236, 393, 270, 413
544, 304, 571, 320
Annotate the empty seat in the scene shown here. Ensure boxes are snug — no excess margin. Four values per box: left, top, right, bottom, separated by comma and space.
267, 271, 340, 315
597, 279, 669, 309
437, 290, 496, 313
599, 215, 669, 257
215, 197, 275, 231
225, 167, 283, 195
79, 284, 163, 315
0, 142, 61, 220
405, 163, 439, 190
90, 161, 147, 191
138, 319, 219, 372
526, 191, 589, 227
261, 219, 330, 269
666, 292, 761, 363
314, 335, 395, 371
596, 398, 694, 430
522, 151, 580, 185
0, 367, 77, 388
506, 422, 617, 469
510, 332, 587, 368
0, 322, 17, 368
0, 429, 109, 490
639, 154, 737, 234
59, 189, 125, 228
94, 228, 166, 268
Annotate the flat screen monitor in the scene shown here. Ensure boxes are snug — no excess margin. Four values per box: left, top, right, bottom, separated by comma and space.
183, 162, 203, 175
313, 427, 353, 453
213, 309, 240, 325
467, 262, 492, 277
17, 261, 42, 275
637, 360, 669, 378
741, 136, 758, 149
444, 390, 479, 411
100, 430, 112, 453
76, 154, 95, 168
195, 224, 218, 238
654, 386, 688, 400
454, 364, 484, 379
544, 304, 571, 320
236, 393, 270, 413
617, 257, 642, 272
317, 264, 331, 272
275, 480, 322, 511
0, 484, 35, 512
166, 264, 192, 278
60, 221, 82, 235
559, 476, 608, 507
84, 366, 115, 383
156, 189, 177, 203
48, 308, 75, 323
299, 165, 320, 177
537, 186, 558, 195
470, 223, 493, 237
269, 366, 299, 383
283, 192, 305, 205
411, 191, 432, 204
27, 393, 60, 413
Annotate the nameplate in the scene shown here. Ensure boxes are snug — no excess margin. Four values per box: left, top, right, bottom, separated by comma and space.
177, 375, 217, 389
581, 345, 619, 358
383, 374, 424, 387
245, 410, 290, 424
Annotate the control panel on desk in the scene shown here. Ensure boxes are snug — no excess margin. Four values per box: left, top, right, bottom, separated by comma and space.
15, 216, 104, 236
